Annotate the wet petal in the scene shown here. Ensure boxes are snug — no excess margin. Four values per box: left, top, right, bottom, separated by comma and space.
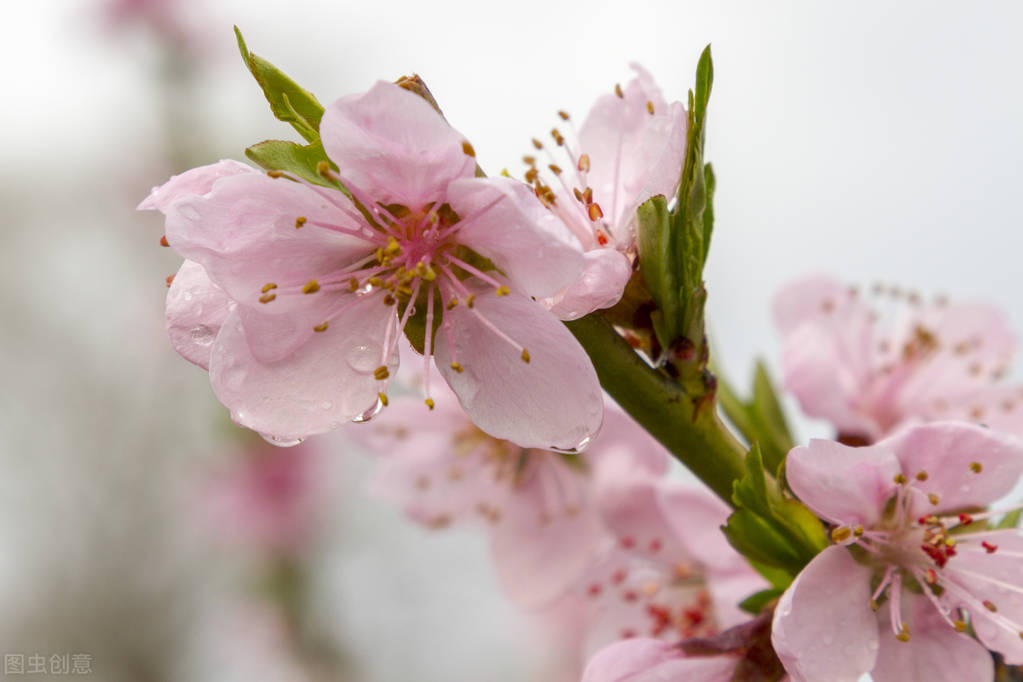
165, 260, 234, 370
872, 593, 993, 682
320, 81, 475, 207
208, 298, 395, 440
165, 172, 369, 305
448, 176, 584, 299
786, 439, 900, 527
138, 159, 255, 212
545, 248, 633, 321
581, 638, 735, 682
880, 421, 1023, 512
434, 288, 602, 451
772, 546, 879, 682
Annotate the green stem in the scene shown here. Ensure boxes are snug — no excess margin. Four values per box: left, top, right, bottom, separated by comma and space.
566, 314, 747, 505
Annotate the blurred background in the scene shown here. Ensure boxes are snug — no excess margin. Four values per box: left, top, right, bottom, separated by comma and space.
2, 1, 1023, 680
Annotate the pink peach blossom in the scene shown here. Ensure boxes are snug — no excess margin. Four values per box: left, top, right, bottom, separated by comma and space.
575, 477, 766, 658
773, 422, 1023, 681
141, 82, 601, 450
362, 374, 667, 608
774, 275, 1022, 442
523, 65, 687, 320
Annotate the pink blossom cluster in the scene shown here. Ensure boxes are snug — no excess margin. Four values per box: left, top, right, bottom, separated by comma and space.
139, 45, 1023, 682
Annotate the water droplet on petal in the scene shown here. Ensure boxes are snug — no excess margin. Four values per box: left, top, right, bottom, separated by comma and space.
549, 434, 593, 454
346, 343, 378, 373
353, 396, 385, 423
260, 433, 304, 447
190, 325, 214, 346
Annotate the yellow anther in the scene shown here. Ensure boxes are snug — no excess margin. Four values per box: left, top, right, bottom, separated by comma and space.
945, 537, 957, 547
316, 160, 331, 176
614, 83, 623, 98
895, 626, 911, 642
385, 237, 402, 255
830, 526, 852, 543
462, 141, 476, 157
549, 164, 563, 175
261, 283, 278, 293
532, 138, 543, 150
446, 298, 459, 310
577, 154, 590, 172
313, 322, 328, 332
450, 362, 463, 374
368, 277, 384, 288
425, 397, 435, 411
259, 293, 276, 304
853, 525, 865, 537
953, 620, 968, 632
397, 285, 413, 296
970, 461, 983, 473
646, 100, 654, 114
373, 366, 390, 381
500, 169, 511, 177
496, 285, 510, 296
984, 600, 998, 612
423, 265, 437, 282
869, 599, 880, 612
466, 294, 476, 309
295, 216, 307, 229
523, 155, 536, 165
928, 493, 940, 505
894, 474, 907, 485
302, 279, 320, 294
916, 470, 929, 481
551, 128, 565, 146
557, 110, 570, 120
521, 349, 531, 364
349, 277, 359, 292
378, 392, 389, 407
588, 202, 604, 221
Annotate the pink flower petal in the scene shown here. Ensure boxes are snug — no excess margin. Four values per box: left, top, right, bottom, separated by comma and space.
447, 176, 584, 299
773, 275, 865, 334
786, 439, 900, 528
137, 159, 255, 212
577, 65, 687, 243
319, 81, 475, 208
434, 288, 602, 451
596, 475, 687, 564
880, 421, 1023, 512
943, 531, 1023, 664
657, 483, 739, 573
545, 248, 633, 321
165, 259, 234, 370
164, 172, 368, 306
871, 593, 993, 682
772, 546, 879, 682
581, 638, 735, 682
208, 298, 395, 441
490, 457, 603, 608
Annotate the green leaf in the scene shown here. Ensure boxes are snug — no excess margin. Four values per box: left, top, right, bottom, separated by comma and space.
749, 360, 796, 473
739, 587, 785, 615
244, 139, 339, 189
722, 508, 805, 572
701, 163, 715, 267
996, 508, 1022, 529
636, 195, 677, 348
728, 444, 829, 576
235, 26, 325, 143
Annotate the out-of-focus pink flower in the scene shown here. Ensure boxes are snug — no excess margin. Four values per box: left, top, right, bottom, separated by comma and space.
362, 373, 667, 608
773, 422, 1023, 681
523, 65, 687, 320
202, 439, 323, 553
580, 637, 736, 682
140, 82, 602, 450
100, 0, 207, 49
575, 478, 766, 658
774, 275, 1022, 442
